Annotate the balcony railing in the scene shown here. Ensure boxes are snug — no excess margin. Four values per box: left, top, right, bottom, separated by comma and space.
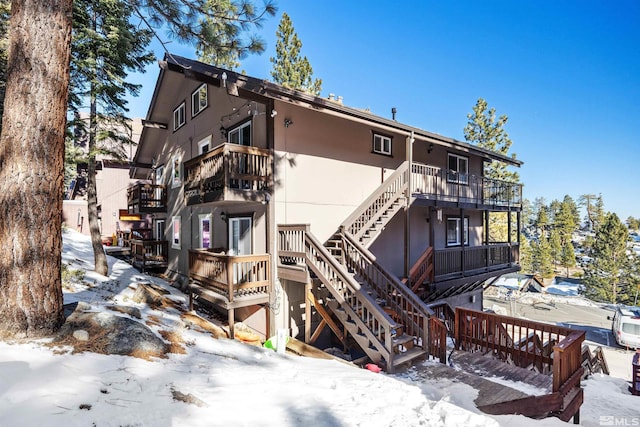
183, 143, 272, 205
188, 249, 271, 302
130, 239, 168, 272
410, 163, 522, 208
434, 243, 519, 282
127, 183, 167, 214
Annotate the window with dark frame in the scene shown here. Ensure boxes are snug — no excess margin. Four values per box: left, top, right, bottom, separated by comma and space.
372, 133, 392, 156
191, 84, 208, 117
446, 216, 469, 246
173, 102, 185, 131
447, 153, 468, 184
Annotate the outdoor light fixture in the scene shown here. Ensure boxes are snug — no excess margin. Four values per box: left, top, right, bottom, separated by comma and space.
284, 118, 293, 128
428, 143, 434, 154
220, 211, 227, 222
219, 125, 226, 139
221, 72, 227, 88
270, 109, 278, 118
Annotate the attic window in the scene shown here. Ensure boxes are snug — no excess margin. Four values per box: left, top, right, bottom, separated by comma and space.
173, 102, 185, 131
372, 133, 392, 156
191, 84, 208, 117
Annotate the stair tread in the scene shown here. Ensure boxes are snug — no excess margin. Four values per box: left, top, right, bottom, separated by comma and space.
393, 334, 416, 346
392, 347, 427, 367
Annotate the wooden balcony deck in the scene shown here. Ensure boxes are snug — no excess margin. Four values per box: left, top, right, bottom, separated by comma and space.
410, 163, 522, 209
434, 243, 519, 283
183, 143, 272, 206
130, 239, 168, 272
127, 183, 166, 214
188, 249, 271, 309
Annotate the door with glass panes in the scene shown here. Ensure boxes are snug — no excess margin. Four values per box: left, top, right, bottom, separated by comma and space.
228, 216, 252, 283
228, 121, 251, 188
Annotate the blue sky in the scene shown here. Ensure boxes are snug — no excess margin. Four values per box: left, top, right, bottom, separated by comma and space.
128, 1, 640, 222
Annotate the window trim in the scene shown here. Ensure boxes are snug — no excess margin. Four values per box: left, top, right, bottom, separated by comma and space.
198, 213, 212, 249
446, 216, 469, 247
227, 119, 252, 146
172, 216, 181, 249
171, 154, 181, 188
372, 132, 393, 156
447, 152, 469, 185
173, 102, 185, 131
191, 84, 208, 117
197, 136, 211, 154
228, 214, 253, 256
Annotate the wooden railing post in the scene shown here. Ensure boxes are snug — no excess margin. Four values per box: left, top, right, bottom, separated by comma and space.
226, 257, 234, 302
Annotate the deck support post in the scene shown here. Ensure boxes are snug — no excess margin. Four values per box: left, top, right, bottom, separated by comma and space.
305, 280, 312, 343
228, 308, 235, 339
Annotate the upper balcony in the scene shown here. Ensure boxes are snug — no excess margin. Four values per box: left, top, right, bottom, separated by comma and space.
410, 163, 522, 210
127, 183, 167, 214
183, 143, 272, 206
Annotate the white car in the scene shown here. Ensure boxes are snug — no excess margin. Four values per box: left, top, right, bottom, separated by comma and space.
609, 305, 640, 349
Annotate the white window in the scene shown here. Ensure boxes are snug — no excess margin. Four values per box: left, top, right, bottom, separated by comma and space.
173, 102, 185, 131
172, 216, 181, 249
155, 219, 165, 241
199, 214, 212, 249
171, 155, 181, 188
447, 217, 469, 246
447, 153, 468, 184
373, 133, 392, 156
198, 136, 211, 154
228, 121, 251, 146
154, 165, 164, 185
191, 84, 208, 117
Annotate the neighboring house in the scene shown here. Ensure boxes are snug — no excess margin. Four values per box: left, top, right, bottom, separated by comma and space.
130, 54, 524, 372
62, 118, 147, 239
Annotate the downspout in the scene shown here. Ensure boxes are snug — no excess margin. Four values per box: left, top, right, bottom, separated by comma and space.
266, 98, 277, 338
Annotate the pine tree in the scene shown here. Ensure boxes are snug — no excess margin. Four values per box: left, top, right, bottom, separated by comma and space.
579, 194, 605, 232
196, 0, 245, 70
518, 234, 534, 274
69, 0, 155, 276
270, 12, 322, 95
582, 213, 630, 303
549, 228, 562, 267
0, 0, 73, 338
0, 0, 276, 338
464, 98, 519, 182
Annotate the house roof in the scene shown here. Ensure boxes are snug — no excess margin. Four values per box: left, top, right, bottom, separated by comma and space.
133, 53, 524, 170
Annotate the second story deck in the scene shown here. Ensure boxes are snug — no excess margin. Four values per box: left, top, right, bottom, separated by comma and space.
183, 143, 272, 206
410, 163, 522, 210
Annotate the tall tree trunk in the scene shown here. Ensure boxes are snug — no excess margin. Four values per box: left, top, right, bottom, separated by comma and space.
88, 82, 108, 276
0, 0, 72, 338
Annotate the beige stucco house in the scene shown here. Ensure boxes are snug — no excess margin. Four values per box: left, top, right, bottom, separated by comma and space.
129, 54, 523, 372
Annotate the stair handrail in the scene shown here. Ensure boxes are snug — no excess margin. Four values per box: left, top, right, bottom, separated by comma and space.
341, 229, 435, 351
405, 246, 434, 292
340, 161, 409, 240
300, 227, 401, 366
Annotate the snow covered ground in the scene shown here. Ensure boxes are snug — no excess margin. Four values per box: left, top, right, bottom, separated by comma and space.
0, 229, 639, 426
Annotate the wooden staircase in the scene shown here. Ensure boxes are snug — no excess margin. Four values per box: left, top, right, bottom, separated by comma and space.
338, 161, 409, 249
277, 162, 444, 372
